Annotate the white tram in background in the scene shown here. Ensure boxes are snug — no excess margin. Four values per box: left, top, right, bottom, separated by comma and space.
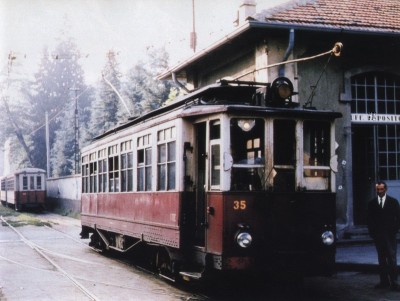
0, 168, 47, 211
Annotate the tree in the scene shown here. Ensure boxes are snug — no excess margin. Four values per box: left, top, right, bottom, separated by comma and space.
37, 37, 93, 177
87, 50, 124, 138
0, 36, 94, 177
0, 53, 36, 171
124, 46, 175, 116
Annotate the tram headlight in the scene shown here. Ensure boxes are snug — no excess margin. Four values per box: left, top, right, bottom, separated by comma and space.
321, 231, 335, 246
236, 232, 253, 248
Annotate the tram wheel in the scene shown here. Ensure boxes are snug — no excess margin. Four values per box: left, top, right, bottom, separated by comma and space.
89, 232, 106, 252
155, 248, 176, 281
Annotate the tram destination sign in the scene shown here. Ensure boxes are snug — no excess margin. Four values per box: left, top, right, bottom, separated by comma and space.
351, 113, 400, 124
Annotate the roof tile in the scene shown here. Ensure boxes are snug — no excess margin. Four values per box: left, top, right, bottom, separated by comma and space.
254, 0, 400, 33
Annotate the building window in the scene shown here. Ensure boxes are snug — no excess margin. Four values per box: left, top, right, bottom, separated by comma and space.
157, 127, 176, 191
351, 72, 400, 114
351, 72, 400, 181
137, 134, 152, 191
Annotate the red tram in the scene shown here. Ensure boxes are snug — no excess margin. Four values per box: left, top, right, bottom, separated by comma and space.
80, 77, 341, 281
0, 168, 47, 211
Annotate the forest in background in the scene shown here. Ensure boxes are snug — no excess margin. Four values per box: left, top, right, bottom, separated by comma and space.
0, 33, 179, 177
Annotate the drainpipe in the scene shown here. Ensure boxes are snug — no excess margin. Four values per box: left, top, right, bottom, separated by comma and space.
172, 72, 190, 93
278, 28, 295, 77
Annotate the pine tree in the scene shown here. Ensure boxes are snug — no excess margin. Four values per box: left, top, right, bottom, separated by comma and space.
125, 47, 174, 116
88, 50, 124, 138
31, 38, 90, 176
0, 53, 35, 170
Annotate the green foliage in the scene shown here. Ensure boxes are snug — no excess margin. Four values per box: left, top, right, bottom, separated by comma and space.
1, 40, 178, 177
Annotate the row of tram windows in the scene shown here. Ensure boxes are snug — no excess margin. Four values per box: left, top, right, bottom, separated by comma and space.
0, 175, 43, 191
81, 126, 177, 193
230, 118, 332, 191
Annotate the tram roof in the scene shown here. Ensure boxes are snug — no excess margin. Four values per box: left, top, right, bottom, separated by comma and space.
93, 81, 341, 140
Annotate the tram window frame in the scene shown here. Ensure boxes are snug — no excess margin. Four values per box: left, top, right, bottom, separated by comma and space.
98, 148, 107, 193
157, 127, 176, 191
137, 134, 152, 191
273, 119, 296, 192
108, 145, 120, 193
302, 120, 331, 190
210, 120, 221, 189
22, 176, 28, 190
120, 140, 133, 192
89, 152, 97, 193
37, 175, 42, 190
81, 155, 89, 193
6, 178, 14, 191
230, 118, 265, 191
30, 176, 35, 190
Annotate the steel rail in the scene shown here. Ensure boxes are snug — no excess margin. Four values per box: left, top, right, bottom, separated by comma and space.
1, 216, 100, 301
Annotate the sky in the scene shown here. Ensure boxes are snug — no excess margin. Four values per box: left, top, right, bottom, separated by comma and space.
0, 0, 289, 84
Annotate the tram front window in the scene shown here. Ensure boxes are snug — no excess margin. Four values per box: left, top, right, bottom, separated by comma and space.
230, 118, 265, 191
303, 120, 331, 190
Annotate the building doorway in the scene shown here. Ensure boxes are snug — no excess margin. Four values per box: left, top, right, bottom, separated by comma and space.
351, 72, 400, 225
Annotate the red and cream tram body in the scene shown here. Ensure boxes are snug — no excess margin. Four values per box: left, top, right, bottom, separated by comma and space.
80, 77, 341, 280
1, 168, 47, 211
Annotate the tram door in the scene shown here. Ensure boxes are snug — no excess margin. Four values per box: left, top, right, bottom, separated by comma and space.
194, 122, 206, 246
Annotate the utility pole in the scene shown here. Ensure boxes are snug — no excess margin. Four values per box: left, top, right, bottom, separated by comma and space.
45, 112, 50, 177
190, 0, 197, 52
70, 87, 80, 174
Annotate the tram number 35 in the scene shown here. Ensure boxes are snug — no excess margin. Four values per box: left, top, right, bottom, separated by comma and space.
233, 200, 247, 210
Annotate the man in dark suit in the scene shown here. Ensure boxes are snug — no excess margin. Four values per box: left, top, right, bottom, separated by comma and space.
367, 181, 400, 290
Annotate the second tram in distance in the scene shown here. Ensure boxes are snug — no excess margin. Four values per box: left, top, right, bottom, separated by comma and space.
0, 168, 47, 211
80, 76, 341, 281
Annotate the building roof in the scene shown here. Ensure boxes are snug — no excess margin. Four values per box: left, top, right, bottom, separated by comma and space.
157, 0, 400, 80
254, 0, 400, 34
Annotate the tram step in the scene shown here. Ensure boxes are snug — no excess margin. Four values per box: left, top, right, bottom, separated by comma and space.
179, 271, 203, 280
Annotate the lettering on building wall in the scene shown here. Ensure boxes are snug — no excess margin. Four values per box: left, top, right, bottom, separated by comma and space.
351, 113, 400, 123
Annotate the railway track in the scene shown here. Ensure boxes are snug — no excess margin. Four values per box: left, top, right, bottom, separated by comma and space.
1, 216, 99, 301
0, 214, 207, 301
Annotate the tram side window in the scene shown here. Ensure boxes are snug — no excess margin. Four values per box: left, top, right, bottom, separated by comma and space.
230, 118, 265, 191
37, 176, 42, 190
90, 162, 97, 193
108, 145, 119, 192
121, 140, 133, 192
81, 155, 89, 193
22, 176, 28, 190
1, 179, 5, 191
210, 120, 221, 188
303, 121, 330, 178
30, 176, 35, 190
273, 120, 296, 192
157, 127, 176, 191
6, 178, 14, 191
98, 149, 108, 192
137, 134, 152, 191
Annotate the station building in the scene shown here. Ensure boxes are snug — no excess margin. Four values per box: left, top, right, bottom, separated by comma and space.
157, 0, 400, 236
